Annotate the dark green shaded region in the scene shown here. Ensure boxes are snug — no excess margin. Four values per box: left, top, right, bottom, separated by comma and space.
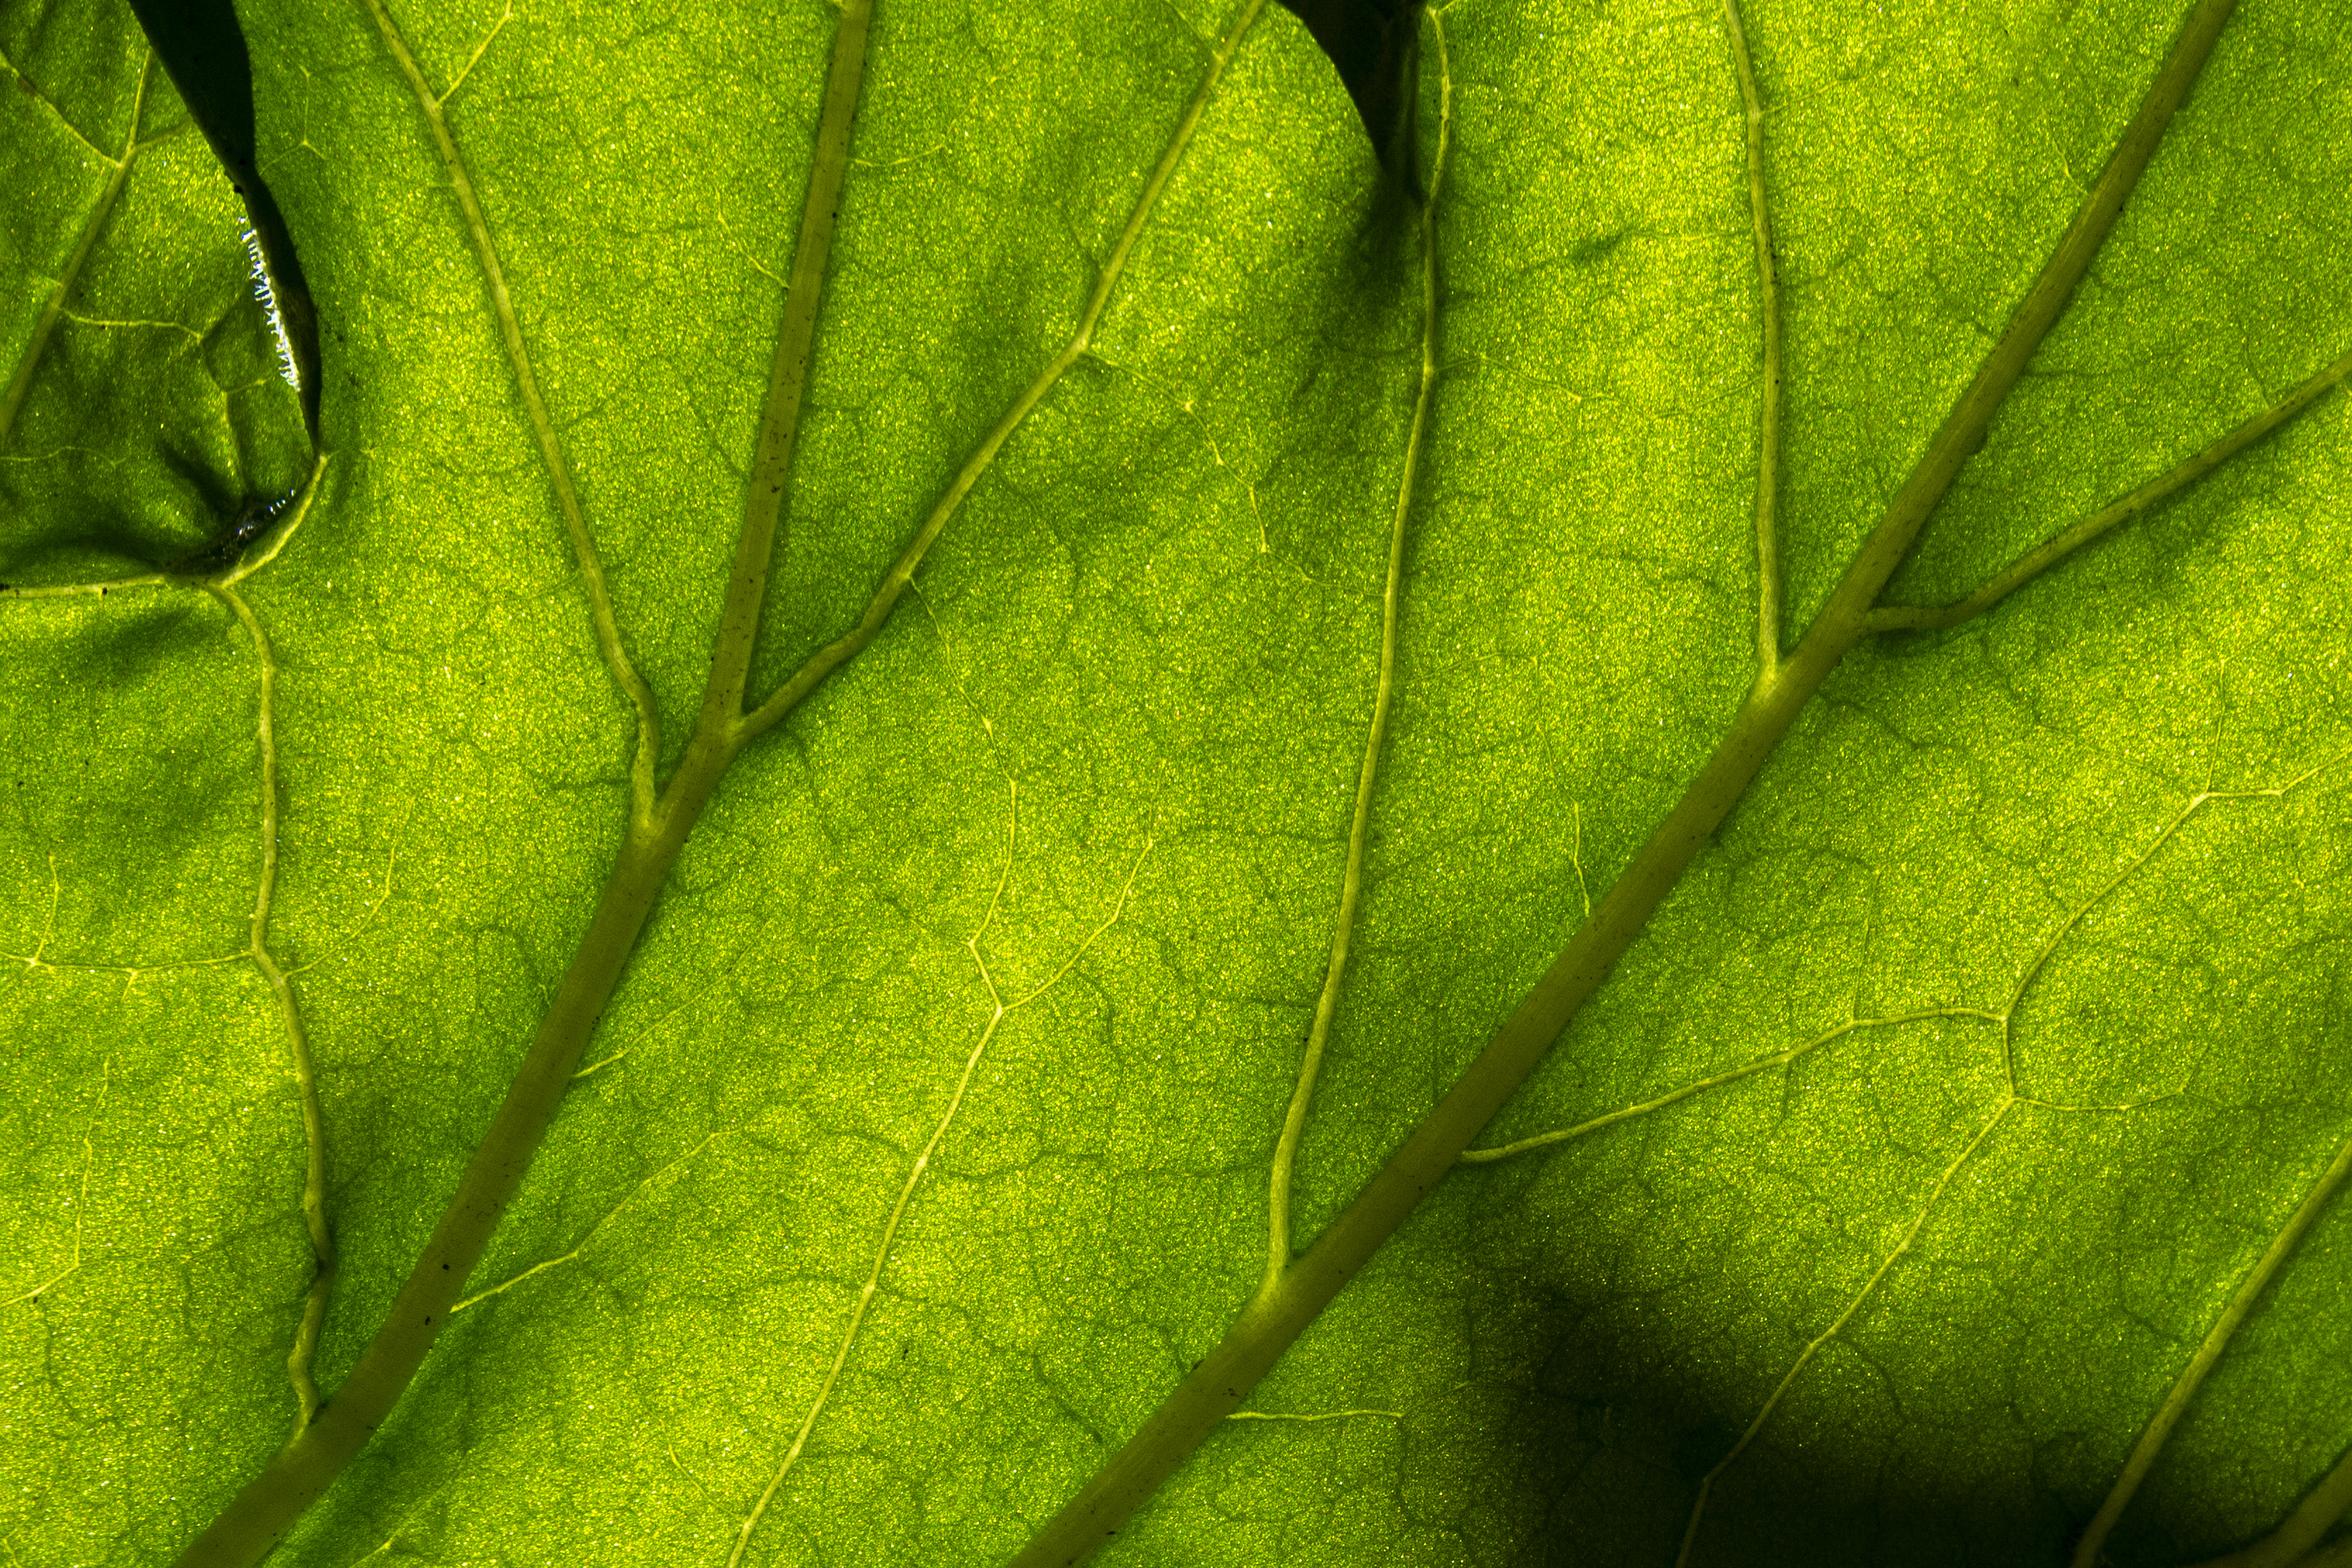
1277, 0, 1424, 191
123, 0, 319, 446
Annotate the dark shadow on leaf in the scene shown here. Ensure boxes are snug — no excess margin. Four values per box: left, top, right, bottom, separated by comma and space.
1276, 0, 1425, 194
125, 0, 322, 448
1443, 1179, 2297, 1567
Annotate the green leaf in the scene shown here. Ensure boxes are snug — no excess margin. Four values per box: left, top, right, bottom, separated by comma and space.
6, 0, 2351, 1565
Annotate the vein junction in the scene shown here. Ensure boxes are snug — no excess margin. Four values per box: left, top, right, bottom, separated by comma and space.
727, 782, 1152, 1568
1452, 742, 2347, 1567
0, 542, 357, 1432
1259, 0, 1455, 1312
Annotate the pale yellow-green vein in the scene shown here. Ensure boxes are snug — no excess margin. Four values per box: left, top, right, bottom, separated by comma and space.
1472, 735, 2341, 1161
0, 573, 167, 601
0, 1063, 102, 1311
0, 456, 333, 1424
1258, 0, 1453, 1303
1721, 0, 1782, 673
0, 54, 150, 450
0, 455, 349, 601
208, 584, 336, 1431
1994, 750, 2341, 1093
737, 0, 1276, 741
727, 788, 1151, 1567
448, 1131, 719, 1315
1459, 1006, 1989, 1165
1661, 746, 2345, 1564
1675, 1103, 2015, 1568
2071, 1128, 2352, 1568
214, 451, 329, 589
699, 0, 873, 745
361, 0, 662, 825
2183, 1448, 2352, 1568
437, 1, 513, 107
1871, 346, 2352, 636
1009, 5, 2259, 1559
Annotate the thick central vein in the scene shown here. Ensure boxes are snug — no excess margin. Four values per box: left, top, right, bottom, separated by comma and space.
737, 0, 1279, 741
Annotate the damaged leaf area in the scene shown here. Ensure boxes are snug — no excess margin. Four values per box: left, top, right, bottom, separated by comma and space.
4, 1, 2350, 1566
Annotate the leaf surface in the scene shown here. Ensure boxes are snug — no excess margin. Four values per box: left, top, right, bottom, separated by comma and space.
4, 1, 2350, 1565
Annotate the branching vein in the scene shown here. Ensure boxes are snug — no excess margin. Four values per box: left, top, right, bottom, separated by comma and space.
448, 1132, 719, 1315
1259, 2, 1453, 1303
209, 584, 336, 1430
1871, 346, 2352, 636
695, 0, 872, 745
1604, 741, 2341, 1564
1674, 1100, 2014, 1568
726, 784, 1151, 1567
736, 0, 1276, 743
361, 0, 662, 825
2073, 975, 2352, 1568
0, 1061, 103, 1311
1, 475, 339, 1431
0, 54, 150, 450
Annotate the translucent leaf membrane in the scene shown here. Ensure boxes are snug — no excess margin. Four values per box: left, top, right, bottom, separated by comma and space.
4, 2, 2348, 1566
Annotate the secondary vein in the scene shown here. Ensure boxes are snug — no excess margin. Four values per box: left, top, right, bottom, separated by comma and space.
1259, 1, 1452, 1304
0, 54, 150, 450
210, 583, 336, 1432
361, 0, 663, 825
697, 0, 873, 742
1004, 5, 2250, 1560
1721, 0, 1782, 673
737, 0, 1278, 743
